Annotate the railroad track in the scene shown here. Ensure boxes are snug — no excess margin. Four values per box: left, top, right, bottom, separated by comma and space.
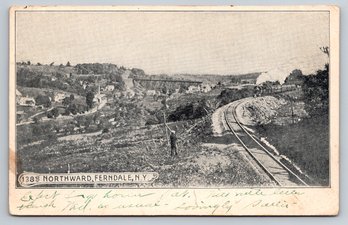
223, 100, 308, 187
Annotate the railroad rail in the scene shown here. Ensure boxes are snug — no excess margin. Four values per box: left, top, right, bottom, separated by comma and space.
223, 101, 309, 186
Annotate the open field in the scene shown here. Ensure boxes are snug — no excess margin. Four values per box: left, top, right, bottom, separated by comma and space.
17, 117, 273, 188
254, 115, 329, 186
234, 95, 329, 186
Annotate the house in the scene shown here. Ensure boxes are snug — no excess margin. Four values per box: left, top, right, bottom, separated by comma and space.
146, 90, 157, 96
93, 85, 107, 103
54, 92, 67, 102
123, 90, 135, 99
105, 84, 115, 91
186, 85, 200, 94
94, 93, 106, 103
200, 84, 212, 93
16, 89, 35, 106
18, 96, 36, 107
113, 92, 122, 98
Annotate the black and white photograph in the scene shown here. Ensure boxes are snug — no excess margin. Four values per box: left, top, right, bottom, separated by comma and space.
8, 5, 339, 216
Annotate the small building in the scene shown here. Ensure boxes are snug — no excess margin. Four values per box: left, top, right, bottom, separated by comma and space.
18, 96, 36, 107
186, 85, 201, 94
124, 90, 135, 98
105, 84, 115, 91
113, 92, 122, 98
93, 93, 106, 103
146, 90, 157, 96
54, 92, 67, 102
200, 84, 212, 93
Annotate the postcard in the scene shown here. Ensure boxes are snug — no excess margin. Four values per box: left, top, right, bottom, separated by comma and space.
9, 5, 339, 216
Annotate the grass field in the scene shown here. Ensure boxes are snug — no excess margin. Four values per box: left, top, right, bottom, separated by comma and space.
255, 115, 329, 186
17, 116, 272, 188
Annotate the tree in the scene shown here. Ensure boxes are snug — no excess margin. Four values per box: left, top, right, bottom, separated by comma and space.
35, 95, 51, 108
52, 108, 59, 118
62, 97, 72, 107
68, 103, 78, 115
50, 62, 55, 66
301, 47, 329, 117
66, 61, 71, 67
70, 94, 75, 101
302, 64, 329, 116
47, 111, 53, 118
284, 69, 305, 85
86, 91, 95, 110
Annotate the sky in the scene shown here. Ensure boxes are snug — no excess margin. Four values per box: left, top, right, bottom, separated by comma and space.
16, 11, 330, 82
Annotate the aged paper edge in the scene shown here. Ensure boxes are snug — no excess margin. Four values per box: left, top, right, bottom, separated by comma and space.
8, 5, 340, 216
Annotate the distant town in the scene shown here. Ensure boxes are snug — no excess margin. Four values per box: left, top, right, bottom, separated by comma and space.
16, 60, 329, 188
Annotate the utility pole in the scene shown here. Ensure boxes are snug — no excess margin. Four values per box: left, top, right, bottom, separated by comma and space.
163, 111, 170, 147
290, 98, 294, 124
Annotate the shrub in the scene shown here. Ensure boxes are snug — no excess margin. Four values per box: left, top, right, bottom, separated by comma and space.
168, 101, 208, 122
218, 88, 255, 106
35, 95, 52, 108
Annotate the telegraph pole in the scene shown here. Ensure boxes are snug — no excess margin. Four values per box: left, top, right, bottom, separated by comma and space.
290, 98, 294, 124
163, 111, 170, 147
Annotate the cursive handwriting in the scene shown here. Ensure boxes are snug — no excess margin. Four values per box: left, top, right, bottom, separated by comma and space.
15, 188, 305, 214
17, 191, 59, 210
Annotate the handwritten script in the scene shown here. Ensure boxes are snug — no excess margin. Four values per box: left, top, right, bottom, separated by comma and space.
15, 188, 305, 215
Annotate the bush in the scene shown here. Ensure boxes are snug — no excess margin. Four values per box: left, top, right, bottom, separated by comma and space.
168, 101, 208, 122
86, 92, 95, 110
255, 116, 329, 185
35, 95, 52, 108
52, 108, 60, 117
302, 64, 329, 116
47, 111, 53, 118
218, 88, 255, 106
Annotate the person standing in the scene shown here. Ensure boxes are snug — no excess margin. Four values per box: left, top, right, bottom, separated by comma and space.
165, 123, 178, 156
169, 130, 178, 156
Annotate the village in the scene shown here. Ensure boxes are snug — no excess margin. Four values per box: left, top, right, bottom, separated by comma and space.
15, 61, 326, 188
15, 62, 262, 128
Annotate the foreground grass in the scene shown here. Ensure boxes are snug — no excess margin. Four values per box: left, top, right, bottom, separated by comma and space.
255, 115, 329, 186
17, 117, 272, 188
